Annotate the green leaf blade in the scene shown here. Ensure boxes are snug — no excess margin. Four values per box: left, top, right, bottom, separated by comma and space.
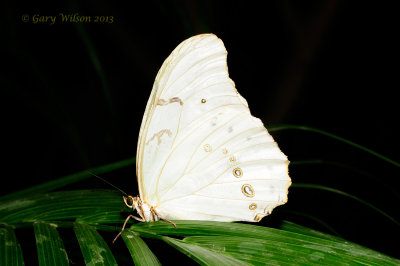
0, 225, 25, 266
163, 236, 248, 266
133, 221, 400, 265
280, 220, 344, 242
184, 236, 372, 265
122, 230, 160, 266
0, 157, 135, 202
268, 124, 400, 168
0, 190, 123, 224
291, 183, 400, 227
33, 222, 68, 266
74, 222, 117, 266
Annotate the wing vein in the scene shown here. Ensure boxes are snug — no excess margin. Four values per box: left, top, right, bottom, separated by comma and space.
186, 132, 277, 174
154, 112, 247, 201
152, 105, 243, 202
160, 48, 225, 100
159, 158, 288, 204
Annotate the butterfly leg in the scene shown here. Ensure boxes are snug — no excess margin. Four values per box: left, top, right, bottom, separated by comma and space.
159, 216, 177, 229
112, 214, 144, 243
150, 207, 177, 229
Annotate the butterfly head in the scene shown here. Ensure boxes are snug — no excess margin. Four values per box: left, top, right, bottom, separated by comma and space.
122, 195, 157, 222
123, 195, 138, 210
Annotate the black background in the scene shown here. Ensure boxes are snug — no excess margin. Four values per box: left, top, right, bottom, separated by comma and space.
3, 0, 399, 263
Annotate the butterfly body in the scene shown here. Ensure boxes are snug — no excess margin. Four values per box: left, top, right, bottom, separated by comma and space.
128, 34, 291, 224
124, 196, 159, 222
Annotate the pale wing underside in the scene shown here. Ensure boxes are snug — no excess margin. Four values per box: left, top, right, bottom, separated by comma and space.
137, 34, 291, 222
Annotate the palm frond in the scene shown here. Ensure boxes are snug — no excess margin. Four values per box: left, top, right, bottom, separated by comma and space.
1, 189, 398, 265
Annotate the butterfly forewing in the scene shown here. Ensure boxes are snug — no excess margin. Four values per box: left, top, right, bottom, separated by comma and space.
136, 34, 291, 222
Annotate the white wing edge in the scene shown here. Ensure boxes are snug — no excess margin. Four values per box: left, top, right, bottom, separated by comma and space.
136, 34, 221, 198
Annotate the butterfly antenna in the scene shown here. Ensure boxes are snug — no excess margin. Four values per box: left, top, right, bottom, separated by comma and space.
86, 170, 129, 197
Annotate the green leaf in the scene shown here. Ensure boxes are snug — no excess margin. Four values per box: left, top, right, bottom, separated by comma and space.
184, 236, 356, 265
132, 221, 399, 265
76, 211, 126, 224
0, 190, 123, 224
122, 230, 161, 266
74, 222, 117, 266
1, 184, 398, 265
33, 222, 69, 266
0, 157, 135, 202
0, 224, 24, 266
291, 183, 400, 227
284, 210, 342, 237
268, 124, 400, 168
280, 220, 344, 241
291, 159, 400, 200
163, 236, 248, 266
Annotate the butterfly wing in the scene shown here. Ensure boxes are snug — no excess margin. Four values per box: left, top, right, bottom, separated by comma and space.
137, 34, 291, 222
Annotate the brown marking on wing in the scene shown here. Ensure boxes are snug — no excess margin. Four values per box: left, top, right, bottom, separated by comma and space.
146, 129, 172, 145
157, 97, 183, 106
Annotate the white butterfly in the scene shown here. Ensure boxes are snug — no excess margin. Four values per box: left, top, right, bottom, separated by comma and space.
117, 34, 291, 239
